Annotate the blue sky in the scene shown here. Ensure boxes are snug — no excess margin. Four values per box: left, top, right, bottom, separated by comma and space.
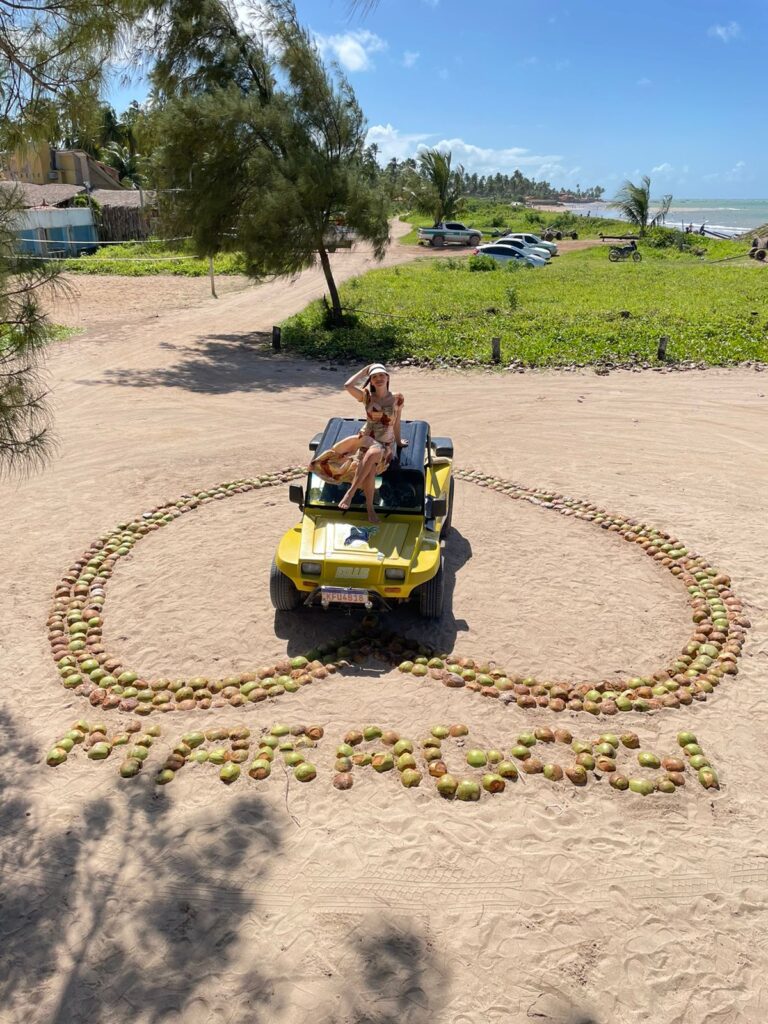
108, 0, 768, 198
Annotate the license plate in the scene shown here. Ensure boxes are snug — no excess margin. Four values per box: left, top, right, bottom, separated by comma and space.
320, 586, 369, 606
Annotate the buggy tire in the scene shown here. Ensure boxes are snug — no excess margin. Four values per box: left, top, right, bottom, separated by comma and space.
270, 559, 300, 611
755, 249, 767, 261
632, 251, 642, 262
441, 478, 455, 539
431, 235, 445, 247
418, 560, 445, 619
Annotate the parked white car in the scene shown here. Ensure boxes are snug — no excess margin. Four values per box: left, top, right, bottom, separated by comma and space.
502, 232, 559, 256
473, 244, 547, 268
493, 236, 552, 261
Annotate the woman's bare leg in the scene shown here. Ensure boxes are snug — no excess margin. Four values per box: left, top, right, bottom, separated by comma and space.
309, 435, 364, 473
339, 446, 379, 514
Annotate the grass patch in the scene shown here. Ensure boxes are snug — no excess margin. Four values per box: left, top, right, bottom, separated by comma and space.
281, 244, 768, 367
61, 240, 247, 277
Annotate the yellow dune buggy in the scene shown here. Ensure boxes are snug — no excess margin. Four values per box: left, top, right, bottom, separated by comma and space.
270, 417, 454, 618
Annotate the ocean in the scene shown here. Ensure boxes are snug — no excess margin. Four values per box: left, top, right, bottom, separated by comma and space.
563, 198, 768, 238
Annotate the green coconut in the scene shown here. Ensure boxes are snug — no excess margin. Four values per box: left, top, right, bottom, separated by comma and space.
628, 778, 655, 796
46, 747, 68, 767
689, 754, 710, 770
87, 742, 111, 760
698, 768, 719, 789
542, 763, 563, 781
295, 762, 317, 782
638, 752, 661, 769
220, 763, 241, 784
517, 733, 537, 748
510, 745, 531, 761
466, 749, 487, 768
610, 774, 629, 791
620, 733, 640, 749
400, 768, 422, 788
496, 760, 519, 780
155, 769, 175, 785
248, 759, 271, 780
372, 753, 394, 773
436, 774, 459, 799
455, 779, 481, 802
481, 773, 506, 794
119, 758, 142, 778
363, 725, 382, 741
393, 739, 414, 756
677, 731, 697, 748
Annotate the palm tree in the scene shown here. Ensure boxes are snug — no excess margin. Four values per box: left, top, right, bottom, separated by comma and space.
101, 141, 146, 186
411, 148, 465, 225
611, 175, 672, 235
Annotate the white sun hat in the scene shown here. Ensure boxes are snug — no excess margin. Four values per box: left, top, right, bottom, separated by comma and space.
368, 363, 388, 376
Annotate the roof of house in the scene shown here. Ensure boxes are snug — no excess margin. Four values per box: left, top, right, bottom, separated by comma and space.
0, 181, 85, 208
91, 189, 156, 208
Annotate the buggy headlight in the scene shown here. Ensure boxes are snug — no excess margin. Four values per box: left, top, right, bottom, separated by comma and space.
385, 568, 406, 580
301, 561, 322, 575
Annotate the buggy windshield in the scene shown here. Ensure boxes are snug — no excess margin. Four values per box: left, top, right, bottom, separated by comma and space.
306, 469, 424, 514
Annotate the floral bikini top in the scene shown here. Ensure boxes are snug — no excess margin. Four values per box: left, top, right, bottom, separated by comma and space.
363, 391, 404, 444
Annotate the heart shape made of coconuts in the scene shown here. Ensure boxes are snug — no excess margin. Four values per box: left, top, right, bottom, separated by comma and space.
46, 466, 749, 720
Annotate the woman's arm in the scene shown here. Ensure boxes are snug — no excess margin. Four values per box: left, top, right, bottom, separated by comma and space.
344, 365, 371, 403
393, 394, 408, 446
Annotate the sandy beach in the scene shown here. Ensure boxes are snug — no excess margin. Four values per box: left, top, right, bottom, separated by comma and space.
2, 225, 768, 1024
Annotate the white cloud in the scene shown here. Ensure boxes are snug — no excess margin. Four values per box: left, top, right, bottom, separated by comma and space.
637, 77, 652, 87
365, 124, 434, 162
437, 67, 449, 80
519, 56, 538, 66
402, 50, 419, 68
424, 138, 570, 179
365, 126, 572, 180
704, 159, 747, 182
651, 162, 674, 175
314, 29, 387, 72
708, 21, 741, 43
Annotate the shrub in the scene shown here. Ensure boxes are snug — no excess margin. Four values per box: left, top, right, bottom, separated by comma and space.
468, 254, 498, 272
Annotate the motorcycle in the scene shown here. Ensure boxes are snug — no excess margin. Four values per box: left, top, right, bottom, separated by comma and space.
609, 243, 642, 263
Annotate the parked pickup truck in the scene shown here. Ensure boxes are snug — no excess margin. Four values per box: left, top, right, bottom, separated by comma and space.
417, 222, 483, 247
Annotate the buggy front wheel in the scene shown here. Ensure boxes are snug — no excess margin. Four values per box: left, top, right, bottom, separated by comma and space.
270, 559, 300, 611
418, 562, 445, 619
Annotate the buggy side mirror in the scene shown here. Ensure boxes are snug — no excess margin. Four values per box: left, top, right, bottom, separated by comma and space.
430, 498, 447, 519
289, 484, 304, 506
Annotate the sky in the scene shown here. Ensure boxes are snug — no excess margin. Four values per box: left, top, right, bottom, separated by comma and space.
107, 0, 768, 199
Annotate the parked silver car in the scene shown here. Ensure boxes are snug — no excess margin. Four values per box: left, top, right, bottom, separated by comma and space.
473, 244, 547, 268
502, 232, 559, 256
494, 236, 552, 260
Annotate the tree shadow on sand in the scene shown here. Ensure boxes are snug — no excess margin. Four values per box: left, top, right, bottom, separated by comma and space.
79, 334, 347, 396
0, 704, 287, 1023
316, 917, 449, 1024
273, 527, 472, 659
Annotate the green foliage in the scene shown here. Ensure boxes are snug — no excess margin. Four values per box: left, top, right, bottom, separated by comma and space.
611, 176, 672, 236
408, 149, 465, 225
61, 240, 246, 276
467, 254, 498, 272
281, 246, 768, 366
0, 187, 61, 472
153, 0, 388, 322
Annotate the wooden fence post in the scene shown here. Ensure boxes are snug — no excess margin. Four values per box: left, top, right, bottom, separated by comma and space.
208, 256, 217, 299
657, 335, 669, 361
272, 326, 282, 352
491, 337, 501, 364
